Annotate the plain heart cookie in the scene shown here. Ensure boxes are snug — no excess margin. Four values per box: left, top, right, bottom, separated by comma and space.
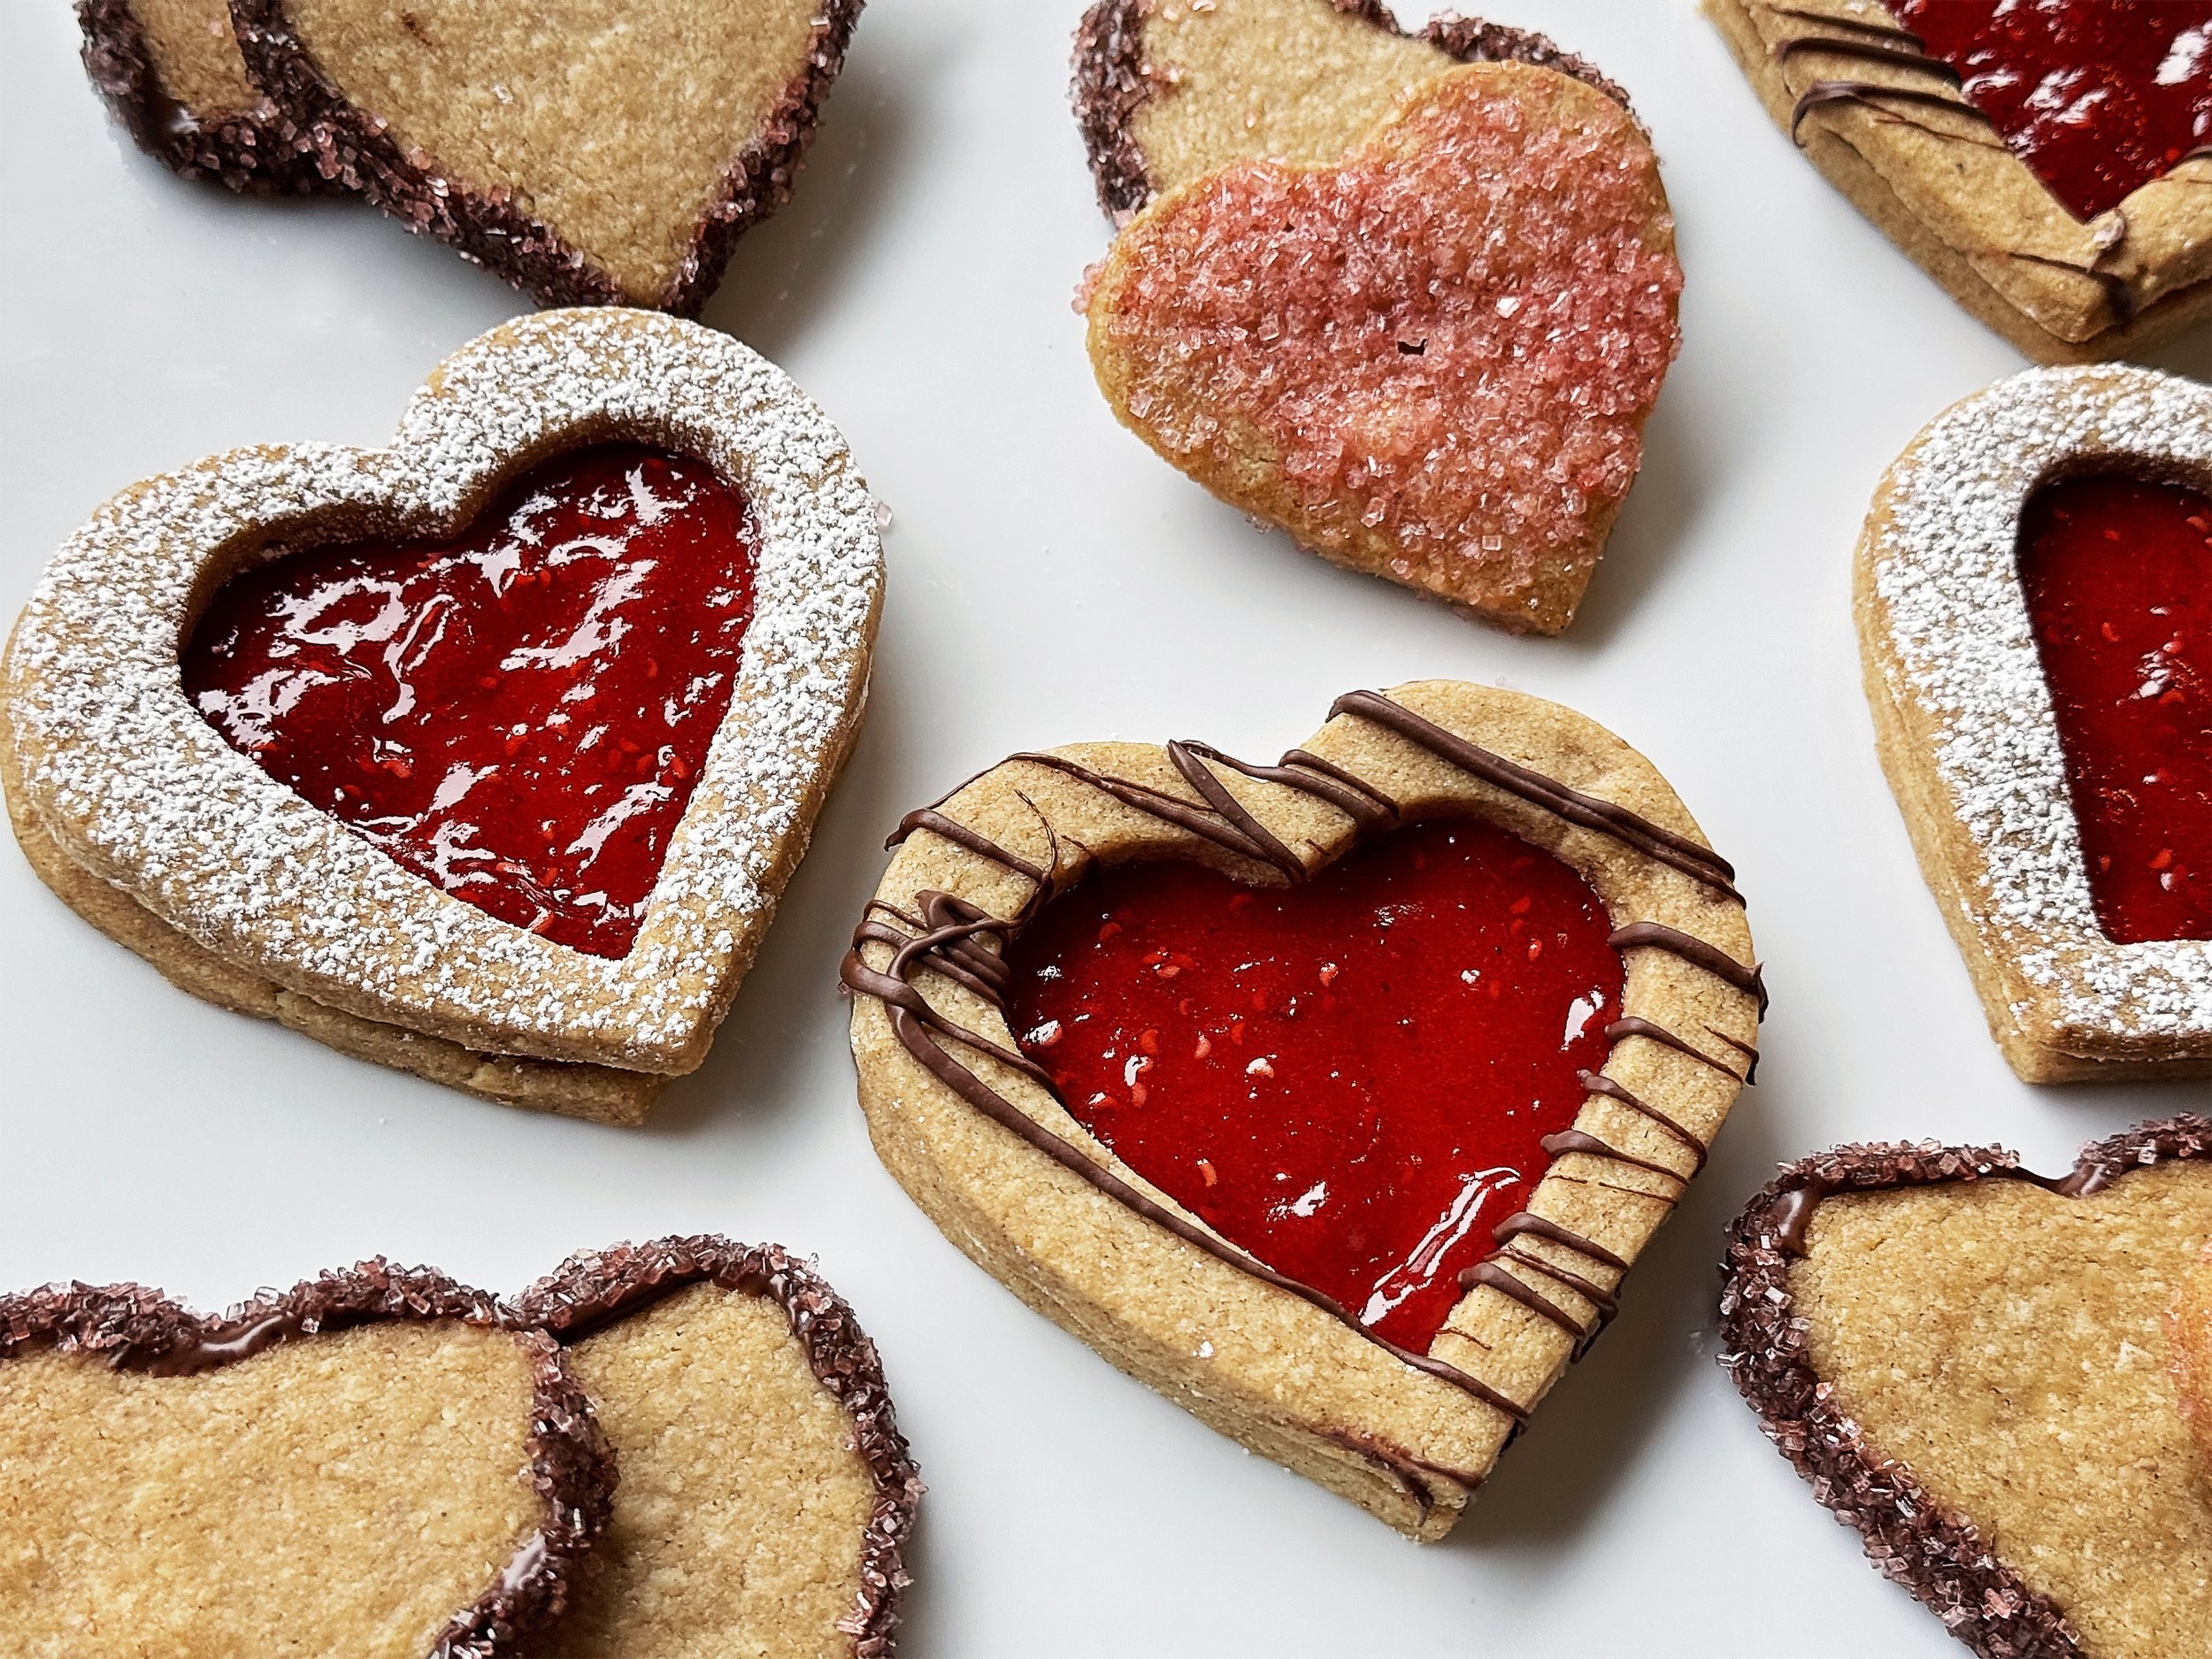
227, 0, 864, 311
517, 1238, 921, 1659
1856, 364, 2212, 1081
1720, 1118, 2212, 1659
76, 0, 327, 191
0, 308, 881, 1122
1071, 0, 1628, 222
1706, 0, 2212, 362
0, 1261, 611, 1658
1083, 61, 1681, 634
843, 680, 1760, 1537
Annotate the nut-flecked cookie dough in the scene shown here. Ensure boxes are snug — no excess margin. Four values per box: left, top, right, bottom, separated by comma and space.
1722, 1119, 2212, 1659
0, 1262, 611, 1659
845, 680, 1759, 1538
517, 1238, 922, 1659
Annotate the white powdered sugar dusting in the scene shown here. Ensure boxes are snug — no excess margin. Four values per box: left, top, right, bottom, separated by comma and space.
4, 309, 881, 1071
1871, 363, 2212, 1044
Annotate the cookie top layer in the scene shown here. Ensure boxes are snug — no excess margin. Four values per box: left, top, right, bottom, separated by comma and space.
518, 1238, 920, 1659
0, 1262, 611, 1658
1, 309, 882, 1077
1072, 0, 1628, 219
1722, 1120, 2212, 1659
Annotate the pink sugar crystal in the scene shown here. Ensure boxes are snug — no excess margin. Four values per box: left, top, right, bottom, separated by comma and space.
1099, 74, 1681, 593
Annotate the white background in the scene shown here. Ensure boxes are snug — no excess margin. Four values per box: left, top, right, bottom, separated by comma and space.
3, 3, 2206, 1652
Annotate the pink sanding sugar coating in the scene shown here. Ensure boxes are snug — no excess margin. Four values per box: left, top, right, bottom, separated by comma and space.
1101, 73, 1681, 588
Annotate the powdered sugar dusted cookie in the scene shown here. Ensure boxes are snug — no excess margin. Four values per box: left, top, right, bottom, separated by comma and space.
229, 0, 863, 311
76, 0, 327, 191
0, 1261, 611, 1657
1707, 0, 2212, 361
1722, 1118, 2212, 1659
1857, 365, 2212, 1080
1085, 63, 1680, 634
1, 309, 881, 1121
844, 680, 1759, 1536
518, 1239, 920, 1659
1071, 0, 1627, 221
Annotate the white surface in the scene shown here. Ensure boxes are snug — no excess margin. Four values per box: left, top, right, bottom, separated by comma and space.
2, 4, 2206, 1654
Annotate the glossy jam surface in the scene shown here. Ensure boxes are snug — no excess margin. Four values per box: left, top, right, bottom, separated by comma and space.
1003, 819, 1622, 1350
2019, 472, 2212, 943
184, 445, 757, 958
1891, 0, 2212, 220
1094, 72, 1679, 593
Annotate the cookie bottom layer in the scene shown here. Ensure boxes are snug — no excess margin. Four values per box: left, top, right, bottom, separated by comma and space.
4, 785, 664, 1123
1704, 0, 2212, 365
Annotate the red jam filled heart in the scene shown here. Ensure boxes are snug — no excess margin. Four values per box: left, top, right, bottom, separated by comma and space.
2019, 472, 2212, 944
1003, 818, 1622, 1351
1891, 0, 2212, 221
183, 445, 757, 959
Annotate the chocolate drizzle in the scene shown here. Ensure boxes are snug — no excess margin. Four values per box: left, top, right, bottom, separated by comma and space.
517, 1237, 922, 1659
1609, 920, 1769, 1014
0, 1262, 614, 1659
1718, 1117, 2212, 1659
1603, 1014, 1747, 1081
842, 689, 1759, 1432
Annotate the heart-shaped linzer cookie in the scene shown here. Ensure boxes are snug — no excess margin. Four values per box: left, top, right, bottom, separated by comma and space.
1071, 0, 1629, 221
518, 1238, 921, 1659
0, 1262, 611, 1658
1707, 0, 2212, 361
1720, 1118, 2212, 1659
0, 309, 881, 1122
1856, 363, 2212, 1081
844, 680, 1761, 1537
228, 0, 862, 311
1085, 63, 1681, 635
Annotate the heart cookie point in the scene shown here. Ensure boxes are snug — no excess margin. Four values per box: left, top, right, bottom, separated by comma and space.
1087, 63, 1680, 634
183, 443, 759, 961
1007, 817, 1622, 1351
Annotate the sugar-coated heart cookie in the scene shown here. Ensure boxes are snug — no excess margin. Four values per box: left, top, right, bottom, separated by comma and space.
1856, 364, 2212, 1081
76, 0, 328, 191
1707, 0, 2212, 362
0, 308, 881, 1122
518, 1238, 921, 1659
1085, 63, 1680, 635
1721, 1118, 2212, 1659
844, 680, 1760, 1536
0, 1262, 611, 1659
1071, 0, 1627, 222
227, 0, 863, 311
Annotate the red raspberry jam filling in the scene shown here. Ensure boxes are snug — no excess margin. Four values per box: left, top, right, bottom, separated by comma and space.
2019, 472, 2212, 943
184, 444, 757, 959
1891, 0, 2212, 221
1004, 818, 1622, 1351
1094, 72, 1679, 593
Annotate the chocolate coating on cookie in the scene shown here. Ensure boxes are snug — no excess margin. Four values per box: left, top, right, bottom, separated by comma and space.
518, 1237, 921, 1659
75, 0, 330, 193
0, 1260, 614, 1659
1070, 0, 1633, 219
1718, 1117, 2212, 1659
228, 0, 864, 312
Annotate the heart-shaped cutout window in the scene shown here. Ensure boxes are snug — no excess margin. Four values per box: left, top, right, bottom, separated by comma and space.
2019, 469, 2212, 944
1004, 817, 1621, 1350
182, 444, 757, 959
1891, 0, 2212, 222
